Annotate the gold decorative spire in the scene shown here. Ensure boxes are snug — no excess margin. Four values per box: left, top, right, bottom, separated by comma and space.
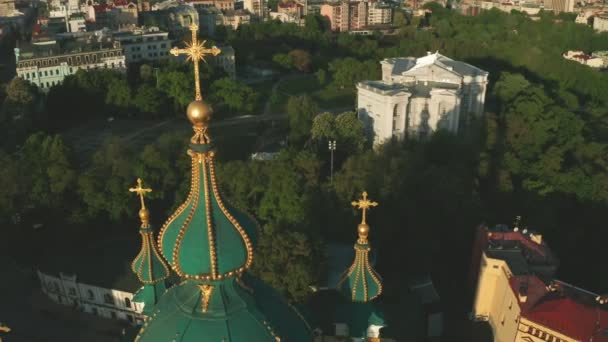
351, 191, 378, 244
170, 24, 221, 145
198, 284, 215, 313
129, 178, 153, 228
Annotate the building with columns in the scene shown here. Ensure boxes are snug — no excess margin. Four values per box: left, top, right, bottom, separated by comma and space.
470, 224, 608, 342
356, 52, 488, 146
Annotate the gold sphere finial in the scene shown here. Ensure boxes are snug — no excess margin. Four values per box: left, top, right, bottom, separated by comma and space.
187, 100, 213, 145
357, 223, 370, 243
187, 100, 213, 127
139, 208, 150, 227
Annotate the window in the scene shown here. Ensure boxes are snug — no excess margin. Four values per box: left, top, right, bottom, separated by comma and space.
110, 311, 117, 319
127, 315, 134, 323
45, 82, 49, 88
69, 67, 73, 73
92, 307, 98, 315
160, 43, 166, 48
56, 69, 59, 75
39, 72, 42, 77
44, 70, 48, 76
104, 293, 114, 305
87, 289, 94, 300
68, 287, 76, 296
124, 297, 131, 308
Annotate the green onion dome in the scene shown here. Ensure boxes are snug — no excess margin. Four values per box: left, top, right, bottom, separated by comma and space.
337, 192, 383, 303
337, 240, 383, 302
134, 275, 313, 342
157, 143, 257, 281
132, 224, 171, 285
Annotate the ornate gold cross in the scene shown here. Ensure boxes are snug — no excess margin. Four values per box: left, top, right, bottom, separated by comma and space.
351, 191, 378, 225
170, 24, 221, 101
129, 178, 152, 210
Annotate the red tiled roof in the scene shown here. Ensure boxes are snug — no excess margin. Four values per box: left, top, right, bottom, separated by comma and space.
524, 297, 608, 341
93, 4, 112, 12
509, 275, 608, 341
487, 231, 548, 258
113, 0, 128, 6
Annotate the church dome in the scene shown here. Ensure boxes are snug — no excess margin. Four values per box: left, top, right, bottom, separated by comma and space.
337, 192, 383, 302
135, 275, 312, 342
157, 144, 257, 281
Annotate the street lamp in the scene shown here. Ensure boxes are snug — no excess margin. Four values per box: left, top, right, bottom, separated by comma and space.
328, 140, 336, 184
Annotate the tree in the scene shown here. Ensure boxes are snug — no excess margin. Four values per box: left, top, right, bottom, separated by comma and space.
251, 225, 321, 302
18, 133, 76, 214
272, 53, 293, 70
105, 78, 132, 113
288, 49, 312, 73
0, 150, 20, 222
157, 70, 194, 108
209, 78, 258, 115
334, 111, 366, 153
78, 138, 135, 221
287, 95, 318, 146
328, 58, 380, 89
311, 112, 336, 141
315, 69, 327, 85
134, 84, 165, 116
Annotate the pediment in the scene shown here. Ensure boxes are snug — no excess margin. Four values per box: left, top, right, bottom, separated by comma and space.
403, 63, 462, 83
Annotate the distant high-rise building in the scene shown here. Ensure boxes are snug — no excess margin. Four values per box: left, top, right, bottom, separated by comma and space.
320, 0, 367, 32
243, 0, 265, 18
549, 0, 574, 13
0, 0, 16, 17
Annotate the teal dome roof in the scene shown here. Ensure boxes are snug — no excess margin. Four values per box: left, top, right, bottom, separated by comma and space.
135, 275, 312, 342
337, 192, 383, 302
158, 144, 258, 281
337, 243, 383, 302
132, 226, 171, 285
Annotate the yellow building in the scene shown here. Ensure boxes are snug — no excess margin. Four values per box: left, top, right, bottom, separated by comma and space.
470, 225, 608, 342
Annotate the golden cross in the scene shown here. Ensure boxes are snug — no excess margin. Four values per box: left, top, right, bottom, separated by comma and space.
170, 24, 221, 101
129, 178, 152, 210
351, 191, 378, 225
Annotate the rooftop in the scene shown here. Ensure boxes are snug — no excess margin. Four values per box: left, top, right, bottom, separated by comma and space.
510, 276, 608, 341
483, 225, 558, 277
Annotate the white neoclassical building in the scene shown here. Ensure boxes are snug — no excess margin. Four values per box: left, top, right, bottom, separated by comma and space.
37, 270, 145, 324
357, 52, 489, 146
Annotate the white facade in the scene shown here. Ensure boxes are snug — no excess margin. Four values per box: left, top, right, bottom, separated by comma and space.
113, 28, 171, 63
563, 50, 604, 68
68, 15, 86, 32
15, 46, 126, 91
357, 52, 488, 146
594, 16, 608, 32
37, 270, 145, 324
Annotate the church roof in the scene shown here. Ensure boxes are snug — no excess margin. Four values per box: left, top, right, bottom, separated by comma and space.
382, 52, 489, 79
135, 276, 312, 342
134, 24, 312, 342
336, 192, 383, 303
157, 144, 257, 280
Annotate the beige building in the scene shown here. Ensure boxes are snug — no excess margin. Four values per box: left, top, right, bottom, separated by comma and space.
549, 0, 574, 13
357, 52, 488, 146
594, 15, 608, 32
244, 0, 266, 18
221, 9, 250, 29
367, 1, 392, 26
320, 1, 367, 32
187, 0, 235, 10
563, 50, 604, 68
470, 225, 608, 342
15, 41, 126, 91
0, 0, 16, 17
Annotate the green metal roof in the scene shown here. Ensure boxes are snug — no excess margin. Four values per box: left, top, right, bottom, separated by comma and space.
131, 225, 171, 314
337, 243, 383, 303
135, 276, 313, 342
158, 144, 258, 281
132, 227, 171, 284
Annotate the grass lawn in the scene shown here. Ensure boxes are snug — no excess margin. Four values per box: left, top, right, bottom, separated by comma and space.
278, 74, 356, 111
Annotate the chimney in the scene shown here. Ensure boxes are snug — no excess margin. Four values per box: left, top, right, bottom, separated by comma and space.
518, 283, 528, 303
